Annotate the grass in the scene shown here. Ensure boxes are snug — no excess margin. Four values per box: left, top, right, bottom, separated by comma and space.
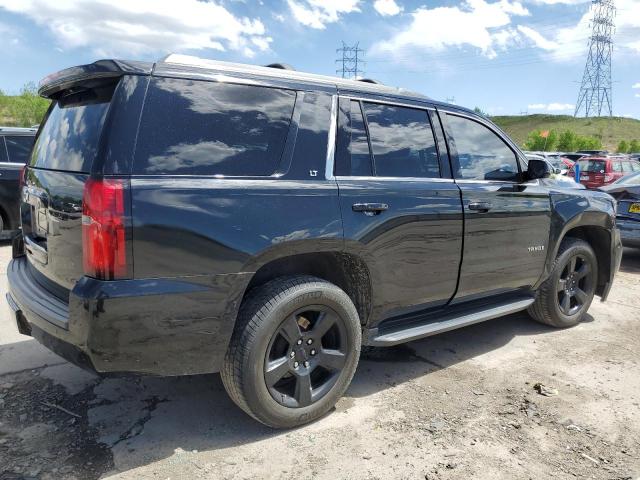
491, 114, 640, 151
0, 92, 50, 128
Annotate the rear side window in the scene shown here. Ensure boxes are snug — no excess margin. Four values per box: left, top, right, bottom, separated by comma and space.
612, 161, 623, 172
30, 84, 114, 172
134, 78, 296, 176
5, 136, 34, 164
362, 102, 439, 178
446, 114, 519, 181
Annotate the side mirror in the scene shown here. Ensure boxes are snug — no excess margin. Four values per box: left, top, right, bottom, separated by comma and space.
527, 159, 552, 180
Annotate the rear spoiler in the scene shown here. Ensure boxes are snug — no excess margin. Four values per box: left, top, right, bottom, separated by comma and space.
38, 59, 153, 99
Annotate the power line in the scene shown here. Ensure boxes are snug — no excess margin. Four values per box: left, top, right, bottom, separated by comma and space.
574, 0, 616, 117
336, 41, 365, 79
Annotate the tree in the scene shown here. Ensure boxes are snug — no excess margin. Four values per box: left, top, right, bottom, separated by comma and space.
557, 130, 579, 151
473, 106, 487, 116
523, 129, 558, 151
575, 135, 602, 151
629, 140, 640, 153
616, 140, 629, 153
7, 82, 50, 127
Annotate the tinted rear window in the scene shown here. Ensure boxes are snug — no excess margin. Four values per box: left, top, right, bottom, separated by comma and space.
6, 135, 35, 164
30, 96, 110, 172
134, 78, 296, 176
577, 160, 606, 173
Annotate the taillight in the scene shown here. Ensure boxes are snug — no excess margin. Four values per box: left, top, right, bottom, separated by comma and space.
82, 177, 129, 280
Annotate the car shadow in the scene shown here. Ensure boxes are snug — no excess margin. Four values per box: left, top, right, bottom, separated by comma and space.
0, 309, 562, 477
620, 247, 640, 273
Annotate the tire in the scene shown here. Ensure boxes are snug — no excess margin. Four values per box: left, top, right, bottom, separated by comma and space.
528, 237, 598, 328
221, 275, 362, 428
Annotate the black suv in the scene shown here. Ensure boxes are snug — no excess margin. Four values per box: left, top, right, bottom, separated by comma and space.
7, 56, 622, 428
0, 127, 36, 237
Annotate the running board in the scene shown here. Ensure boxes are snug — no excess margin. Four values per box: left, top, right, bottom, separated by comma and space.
364, 296, 535, 347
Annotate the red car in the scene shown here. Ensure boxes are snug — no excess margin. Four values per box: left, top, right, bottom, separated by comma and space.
569, 157, 640, 189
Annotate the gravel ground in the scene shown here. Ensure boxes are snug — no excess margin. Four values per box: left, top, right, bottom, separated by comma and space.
0, 242, 639, 480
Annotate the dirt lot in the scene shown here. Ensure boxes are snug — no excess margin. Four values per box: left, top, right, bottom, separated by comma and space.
0, 242, 639, 480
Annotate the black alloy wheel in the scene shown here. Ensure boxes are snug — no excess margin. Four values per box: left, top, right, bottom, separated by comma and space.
264, 306, 347, 408
557, 254, 593, 316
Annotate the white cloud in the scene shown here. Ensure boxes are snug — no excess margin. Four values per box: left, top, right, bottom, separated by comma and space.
374, 0, 402, 16
528, 102, 575, 111
286, 0, 360, 29
0, 0, 271, 57
636, 93, 640, 98
372, 0, 530, 59
525, 0, 589, 4
633, 83, 640, 89
518, 0, 640, 62
517, 25, 558, 50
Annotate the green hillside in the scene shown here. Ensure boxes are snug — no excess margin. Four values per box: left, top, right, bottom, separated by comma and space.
0, 86, 50, 128
491, 114, 640, 151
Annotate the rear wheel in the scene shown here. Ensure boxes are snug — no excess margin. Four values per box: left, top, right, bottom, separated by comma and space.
528, 238, 597, 328
221, 276, 361, 428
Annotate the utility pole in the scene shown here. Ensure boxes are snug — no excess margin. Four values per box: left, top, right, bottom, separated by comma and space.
574, 0, 616, 117
336, 42, 365, 79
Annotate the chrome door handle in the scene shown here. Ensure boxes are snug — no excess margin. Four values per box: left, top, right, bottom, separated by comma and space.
468, 201, 492, 212
352, 203, 389, 216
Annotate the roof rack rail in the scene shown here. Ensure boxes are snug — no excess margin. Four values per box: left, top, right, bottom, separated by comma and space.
358, 78, 382, 85
264, 63, 295, 71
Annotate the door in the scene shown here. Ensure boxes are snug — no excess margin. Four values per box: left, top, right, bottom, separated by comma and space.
441, 110, 551, 301
335, 97, 463, 322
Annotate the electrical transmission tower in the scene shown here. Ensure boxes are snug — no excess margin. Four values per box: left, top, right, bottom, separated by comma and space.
574, 0, 616, 117
336, 42, 365, 79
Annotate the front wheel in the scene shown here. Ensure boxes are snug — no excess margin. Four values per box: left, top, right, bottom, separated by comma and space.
221, 276, 361, 428
528, 238, 598, 328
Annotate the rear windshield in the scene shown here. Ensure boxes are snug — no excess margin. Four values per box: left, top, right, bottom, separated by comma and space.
30, 85, 113, 172
577, 159, 606, 173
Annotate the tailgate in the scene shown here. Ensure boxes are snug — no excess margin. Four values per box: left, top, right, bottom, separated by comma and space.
21, 81, 115, 294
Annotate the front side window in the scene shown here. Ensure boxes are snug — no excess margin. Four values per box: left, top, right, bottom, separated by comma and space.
362, 102, 440, 178
5, 136, 34, 164
447, 114, 519, 181
134, 78, 296, 176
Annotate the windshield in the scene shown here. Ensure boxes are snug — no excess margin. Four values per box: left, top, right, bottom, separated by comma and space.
577, 159, 606, 173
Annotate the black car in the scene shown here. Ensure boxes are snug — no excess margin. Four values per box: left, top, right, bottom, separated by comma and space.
0, 127, 36, 237
599, 172, 640, 248
7, 56, 622, 428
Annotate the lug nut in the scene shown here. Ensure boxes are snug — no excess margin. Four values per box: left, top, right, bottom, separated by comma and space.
310, 349, 316, 356
304, 361, 309, 368
307, 339, 313, 345
290, 351, 295, 358
296, 339, 303, 345
293, 361, 299, 368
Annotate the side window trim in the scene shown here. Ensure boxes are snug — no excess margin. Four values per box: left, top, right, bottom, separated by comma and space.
429, 110, 452, 179
0, 137, 8, 163
357, 100, 377, 176
439, 108, 524, 183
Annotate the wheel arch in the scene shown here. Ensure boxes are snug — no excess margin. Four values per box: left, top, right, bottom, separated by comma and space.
242, 251, 373, 326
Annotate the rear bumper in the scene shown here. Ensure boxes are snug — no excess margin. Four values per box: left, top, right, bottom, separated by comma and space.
7, 256, 252, 375
617, 218, 640, 248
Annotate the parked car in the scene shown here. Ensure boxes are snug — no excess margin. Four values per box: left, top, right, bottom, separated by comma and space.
524, 154, 582, 189
0, 127, 37, 237
599, 172, 640, 248
569, 156, 640, 189
524, 152, 573, 175
7, 55, 622, 428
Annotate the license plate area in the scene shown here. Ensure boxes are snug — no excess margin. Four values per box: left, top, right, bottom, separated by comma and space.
629, 203, 640, 214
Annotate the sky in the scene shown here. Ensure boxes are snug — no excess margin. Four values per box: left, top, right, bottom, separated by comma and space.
0, 0, 639, 118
